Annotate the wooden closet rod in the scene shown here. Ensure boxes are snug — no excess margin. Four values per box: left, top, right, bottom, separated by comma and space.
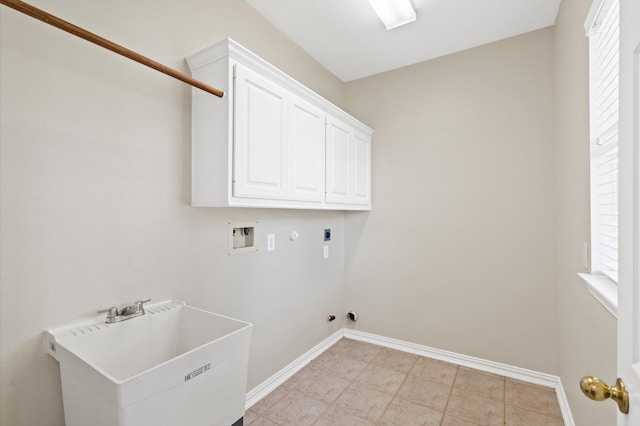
1, 0, 225, 98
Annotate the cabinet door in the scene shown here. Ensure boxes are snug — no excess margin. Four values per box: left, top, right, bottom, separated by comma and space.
289, 96, 325, 202
325, 116, 353, 204
352, 130, 371, 206
233, 64, 288, 199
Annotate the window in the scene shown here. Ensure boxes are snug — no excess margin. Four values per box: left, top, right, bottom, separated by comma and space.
586, 0, 620, 284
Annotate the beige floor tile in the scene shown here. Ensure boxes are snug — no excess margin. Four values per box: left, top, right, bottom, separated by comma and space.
505, 379, 562, 418
263, 390, 328, 426
396, 375, 451, 411
446, 390, 505, 426
327, 337, 353, 352
355, 364, 407, 395
410, 356, 459, 387
311, 352, 368, 380
505, 405, 565, 426
247, 341, 567, 426
441, 415, 484, 426
244, 410, 279, 426
377, 398, 443, 426
320, 338, 354, 359
295, 369, 351, 403
281, 365, 317, 390
244, 410, 259, 424
338, 339, 384, 363
453, 367, 505, 401
507, 378, 555, 391
314, 405, 375, 426
333, 382, 394, 422
371, 347, 419, 373
248, 386, 290, 415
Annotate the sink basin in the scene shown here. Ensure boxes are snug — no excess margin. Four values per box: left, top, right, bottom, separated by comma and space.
45, 300, 253, 426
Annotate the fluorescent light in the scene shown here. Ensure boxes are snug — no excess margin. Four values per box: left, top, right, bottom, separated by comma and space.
367, 0, 416, 30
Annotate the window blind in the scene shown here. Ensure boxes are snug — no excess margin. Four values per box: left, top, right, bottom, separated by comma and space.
587, 0, 620, 283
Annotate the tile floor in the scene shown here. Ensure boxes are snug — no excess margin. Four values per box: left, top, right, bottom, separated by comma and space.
245, 338, 564, 426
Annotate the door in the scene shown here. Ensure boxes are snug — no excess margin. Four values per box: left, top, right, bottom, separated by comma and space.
289, 95, 325, 202
233, 64, 288, 200
617, 0, 640, 423
325, 116, 353, 204
352, 129, 371, 206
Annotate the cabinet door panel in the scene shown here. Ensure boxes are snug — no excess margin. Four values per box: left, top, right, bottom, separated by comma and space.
353, 130, 371, 205
234, 65, 288, 199
325, 117, 352, 204
289, 97, 325, 202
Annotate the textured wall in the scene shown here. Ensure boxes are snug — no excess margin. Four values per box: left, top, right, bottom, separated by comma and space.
0, 1, 346, 425
343, 28, 558, 374
2, 1, 619, 425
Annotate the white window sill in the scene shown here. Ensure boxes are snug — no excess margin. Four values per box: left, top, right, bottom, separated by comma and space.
578, 273, 618, 318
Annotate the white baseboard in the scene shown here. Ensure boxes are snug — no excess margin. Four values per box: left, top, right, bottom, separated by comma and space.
245, 329, 344, 409
245, 328, 575, 426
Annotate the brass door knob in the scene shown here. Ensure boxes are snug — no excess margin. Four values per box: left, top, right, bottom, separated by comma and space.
580, 376, 629, 414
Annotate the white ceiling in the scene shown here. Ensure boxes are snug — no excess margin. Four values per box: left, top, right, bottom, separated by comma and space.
244, 0, 562, 82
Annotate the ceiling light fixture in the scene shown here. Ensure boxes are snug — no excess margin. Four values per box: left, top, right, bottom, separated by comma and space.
367, 0, 416, 30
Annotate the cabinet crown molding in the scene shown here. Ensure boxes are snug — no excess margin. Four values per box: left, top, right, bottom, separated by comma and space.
188, 38, 373, 136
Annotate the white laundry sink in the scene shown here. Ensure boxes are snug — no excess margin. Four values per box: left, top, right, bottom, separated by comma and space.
45, 300, 252, 426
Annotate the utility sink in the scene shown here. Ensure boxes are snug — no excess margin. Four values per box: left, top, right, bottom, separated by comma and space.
45, 300, 253, 426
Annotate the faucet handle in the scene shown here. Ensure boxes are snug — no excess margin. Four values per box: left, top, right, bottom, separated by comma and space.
98, 306, 119, 318
134, 298, 151, 313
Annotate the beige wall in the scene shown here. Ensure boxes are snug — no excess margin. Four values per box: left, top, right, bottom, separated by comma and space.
554, 0, 618, 424
343, 29, 558, 373
0, 1, 346, 425
1, 0, 620, 424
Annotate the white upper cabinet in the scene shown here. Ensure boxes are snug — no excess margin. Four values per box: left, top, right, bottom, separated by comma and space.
326, 116, 352, 204
233, 64, 288, 200
352, 130, 372, 206
288, 95, 325, 202
326, 116, 371, 206
186, 38, 372, 210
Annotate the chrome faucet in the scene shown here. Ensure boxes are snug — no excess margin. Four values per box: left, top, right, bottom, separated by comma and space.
98, 299, 150, 324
